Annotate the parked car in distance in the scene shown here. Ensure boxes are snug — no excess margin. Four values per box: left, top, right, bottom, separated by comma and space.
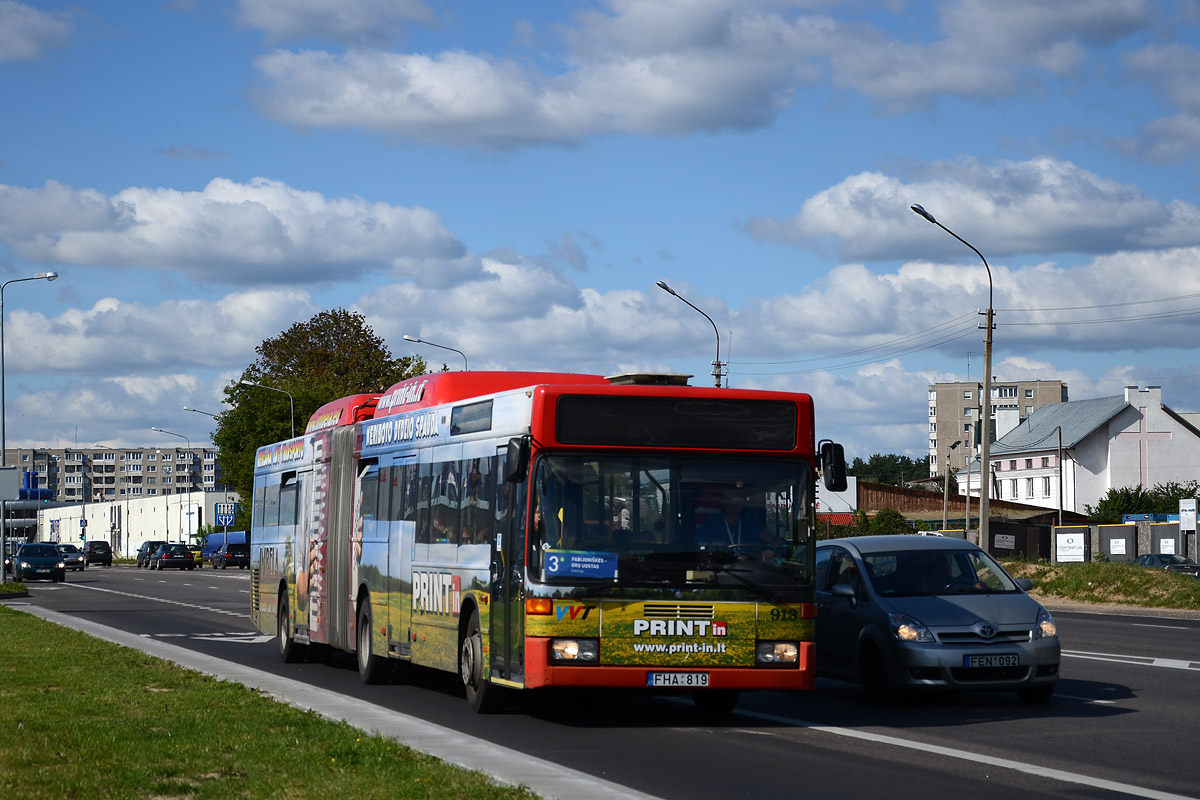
212, 542, 250, 569
815, 535, 1060, 704
13, 543, 66, 583
187, 544, 203, 568
136, 540, 167, 568
83, 540, 113, 567
150, 543, 196, 571
1132, 553, 1200, 578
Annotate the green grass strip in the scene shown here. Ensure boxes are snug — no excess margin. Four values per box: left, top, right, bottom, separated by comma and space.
0, 605, 537, 800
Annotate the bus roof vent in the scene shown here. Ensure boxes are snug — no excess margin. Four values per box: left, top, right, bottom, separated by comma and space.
605, 373, 693, 386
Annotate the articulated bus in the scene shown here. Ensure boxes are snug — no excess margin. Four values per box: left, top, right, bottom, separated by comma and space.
250, 370, 847, 713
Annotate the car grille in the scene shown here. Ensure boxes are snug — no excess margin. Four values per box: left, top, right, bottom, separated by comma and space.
950, 666, 1031, 682
937, 629, 1031, 644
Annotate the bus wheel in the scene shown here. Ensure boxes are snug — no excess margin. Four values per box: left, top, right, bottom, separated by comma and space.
693, 689, 739, 717
460, 608, 496, 713
277, 591, 307, 664
357, 603, 389, 684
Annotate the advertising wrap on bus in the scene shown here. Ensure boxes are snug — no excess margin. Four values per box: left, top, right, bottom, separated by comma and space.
249, 370, 846, 715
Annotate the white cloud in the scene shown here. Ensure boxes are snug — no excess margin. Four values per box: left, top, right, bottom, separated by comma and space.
0, 178, 476, 287
741, 156, 1200, 261
0, 1, 72, 62
246, 1, 1157, 148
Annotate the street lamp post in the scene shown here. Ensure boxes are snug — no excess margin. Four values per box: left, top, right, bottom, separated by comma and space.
656, 280, 724, 387
0, 271, 57, 582
911, 204, 995, 553
182, 405, 218, 418
1, 271, 58, 467
942, 440, 961, 531
240, 380, 295, 439
152, 426, 193, 506
402, 334, 468, 372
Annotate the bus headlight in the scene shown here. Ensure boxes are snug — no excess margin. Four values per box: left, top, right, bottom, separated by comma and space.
550, 638, 599, 663
756, 641, 799, 665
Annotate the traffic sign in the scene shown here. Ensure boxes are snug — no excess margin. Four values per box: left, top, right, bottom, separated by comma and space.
216, 502, 238, 526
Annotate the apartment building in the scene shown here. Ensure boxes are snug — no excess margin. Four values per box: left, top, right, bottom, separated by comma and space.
5, 445, 223, 502
928, 380, 1068, 478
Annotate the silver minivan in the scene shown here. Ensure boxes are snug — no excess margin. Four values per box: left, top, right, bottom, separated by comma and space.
815, 535, 1060, 703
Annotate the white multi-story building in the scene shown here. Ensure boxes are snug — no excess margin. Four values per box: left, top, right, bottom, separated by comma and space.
987, 386, 1200, 514
5, 445, 224, 502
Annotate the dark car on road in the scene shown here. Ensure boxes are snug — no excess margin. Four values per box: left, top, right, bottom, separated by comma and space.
150, 543, 196, 571
815, 535, 1060, 704
13, 543, 66, 583
136, 540, 167, 568
83, 540, 113, 567
57, 543, 86, 572
1132, 553, 1200, 578
212, 542, 250, 569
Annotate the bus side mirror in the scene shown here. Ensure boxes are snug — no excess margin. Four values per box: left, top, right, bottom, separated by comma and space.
504, 436, 530, 483
819, 440, 848, 492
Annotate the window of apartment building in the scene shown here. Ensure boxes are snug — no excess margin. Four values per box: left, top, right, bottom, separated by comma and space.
963, 406, 973, 416
203, 464, 214, 473
125, 451, 142, 461
159, 452, 171, 461
1042, 477, 1051, 496
1010, 479, 1018, 498
147, 477, 156, 484
963, 424, 971, 434
929, 406, 936, 416
1025, 478, 1033, 497
1009, 460, 1016, 470
163, 476, 173, 485
1024, 459, 1033, 469
929, 439, 937, 450
929, 422, 936, 432
1042, 457, 1050, 468
931, 454, 938, 468
1025, 389, 1033, 398
963, 390, 972, 399
1025, 405, 1033, 415
997, 386, 1017, 398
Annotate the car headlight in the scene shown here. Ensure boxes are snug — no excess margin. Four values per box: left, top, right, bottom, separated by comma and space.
888, 612, 935, 643
18, 561, 29, 569
550, 638, 599, 663
756, 641, 799, 665
1035, 607, 1057, 639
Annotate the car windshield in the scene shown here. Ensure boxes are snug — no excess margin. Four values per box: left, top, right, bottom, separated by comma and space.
20, 545, 59, 558
524, 454, 815, 599
1163, 554, 1194, 565
165, 545, 190, 554
861, 548, 1022, 596
58, 545, 80, 553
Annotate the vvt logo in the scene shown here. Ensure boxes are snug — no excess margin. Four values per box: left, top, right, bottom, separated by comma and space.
555, 604, 594, 621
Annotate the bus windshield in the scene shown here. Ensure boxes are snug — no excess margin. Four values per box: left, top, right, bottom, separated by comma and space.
528, 454, 814, 598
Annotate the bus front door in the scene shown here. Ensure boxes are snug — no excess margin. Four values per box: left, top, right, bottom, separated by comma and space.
489, 449, 526, 684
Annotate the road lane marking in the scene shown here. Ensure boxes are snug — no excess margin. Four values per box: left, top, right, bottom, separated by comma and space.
1063, 650, 1200, 671
1052, 693, 1115, 705
56, 581, 250, 619
1130, 623, 1191, 630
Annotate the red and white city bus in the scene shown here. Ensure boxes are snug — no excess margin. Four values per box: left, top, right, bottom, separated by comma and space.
250, 370, 846, 713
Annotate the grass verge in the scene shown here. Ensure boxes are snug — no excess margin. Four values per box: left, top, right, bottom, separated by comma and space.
0, 605, 537, 800
1002, 559, 1200, 610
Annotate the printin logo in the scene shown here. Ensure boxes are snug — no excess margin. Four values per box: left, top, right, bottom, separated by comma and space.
632, 619, 727, 637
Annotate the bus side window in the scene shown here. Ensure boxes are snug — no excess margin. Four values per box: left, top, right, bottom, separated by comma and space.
416, 461, 433, 543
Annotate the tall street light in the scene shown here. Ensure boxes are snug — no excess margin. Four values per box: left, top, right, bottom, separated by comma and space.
182, 405, 218, 418
403, 334, 468, 371
240, 380, 295, 438
656, 280, 724, 387
911, 204, 995, 553
152, 426, 193, 495
1, 271, 58, 467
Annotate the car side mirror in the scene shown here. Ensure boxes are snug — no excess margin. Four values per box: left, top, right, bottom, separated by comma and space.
1015, 577, 1033, 592
832, 582, 857, 608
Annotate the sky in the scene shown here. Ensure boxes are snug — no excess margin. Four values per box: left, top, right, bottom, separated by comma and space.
3, 0, 1200, 463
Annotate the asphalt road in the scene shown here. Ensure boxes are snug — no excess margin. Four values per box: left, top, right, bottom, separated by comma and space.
4, 565, 1198, 800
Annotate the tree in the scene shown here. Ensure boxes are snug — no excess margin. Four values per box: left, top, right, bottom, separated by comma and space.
847, 453, 930, 487
213, 310, 427, 522
870, 508, 911, 535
